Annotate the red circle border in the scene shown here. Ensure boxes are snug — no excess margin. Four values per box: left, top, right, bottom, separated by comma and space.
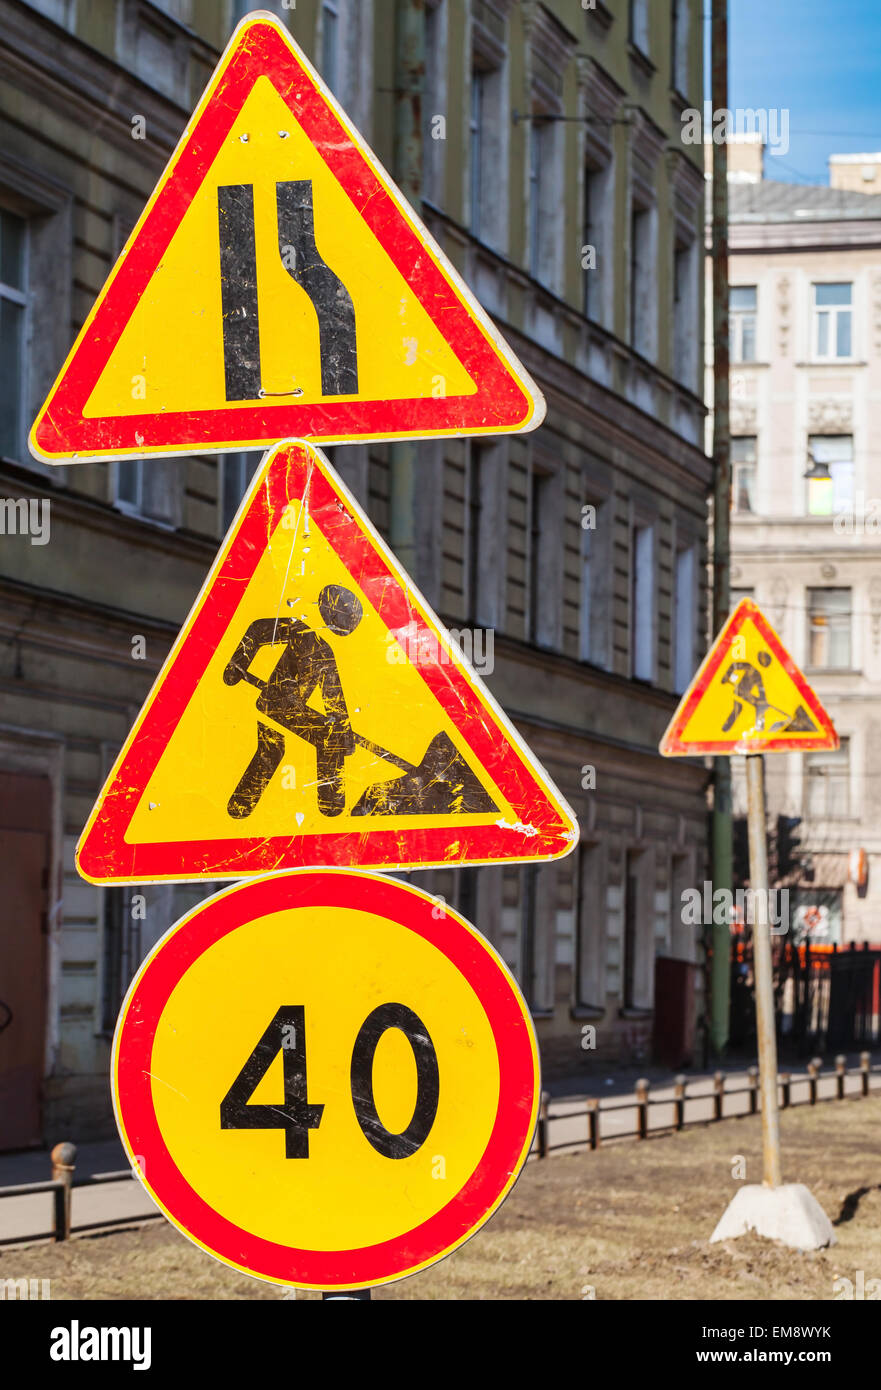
114, 871, 539, 1288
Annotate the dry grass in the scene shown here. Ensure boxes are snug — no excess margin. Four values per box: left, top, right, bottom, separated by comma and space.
3, 1097, 879, 1300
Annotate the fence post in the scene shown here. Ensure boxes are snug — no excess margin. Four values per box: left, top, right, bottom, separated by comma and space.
780, 1072, 791, 1109
537, 1091, 549, 1157
861, 1051, 871, 1098
635, 1077, 650, 1140
586, 1098, 599, 1151
835, 1054, 846, 1100
51, 1141, 76, 1242
747, 1065, 758, 1115
713, 1070, 725, 1122
673, 1074, 686, 1131
807, 1057, 822, 1105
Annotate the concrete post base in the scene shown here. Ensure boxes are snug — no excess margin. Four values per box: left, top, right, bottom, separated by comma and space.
710, 1183, 836, 1251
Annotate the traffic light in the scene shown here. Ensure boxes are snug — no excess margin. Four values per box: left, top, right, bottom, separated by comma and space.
776, 815, 803, 879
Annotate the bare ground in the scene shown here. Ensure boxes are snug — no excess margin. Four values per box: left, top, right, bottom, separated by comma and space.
3, 1097, 879, 1300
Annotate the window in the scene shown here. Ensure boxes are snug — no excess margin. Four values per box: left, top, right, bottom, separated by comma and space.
23, 0, 75, 25
465, 443, 485, 622
517, 865, 552, 1012
575, 844, 603, 1009
673, 544, 696, 694
520, 866, 538, 1008
629, 0, 650, 54
221, 452, 259, 534
115, 459, 178, 526
0, 210, 27, 460
579, 494, 611, 668
813, 283, 852, 360
469, 67, 487, 239
730, 285, 757, 363
671, 0, 690, 94
807, 588, 851, 669
673, 239, 697, 387
582, 164, 609, 321
732, 437, 757, 513
101, 889, 142, 1036
116, 459, 142, 512
529, 117, 558, 282
807, 435, 854, 516
468, 54, 507, 253
423, 0, 445, 205
580, 505, 596, 662
629, 205, 654, 358
622, 851, 647, 1009
804, 739, 850, 819
321, 1, 340, 94
527, 467, 556, 646
151, 0, 192, 19
630, 522, 655, 681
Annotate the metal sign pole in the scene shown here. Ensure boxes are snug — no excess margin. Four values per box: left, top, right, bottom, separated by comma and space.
745, 752, 782, 1188
321, 1290, 372, 1300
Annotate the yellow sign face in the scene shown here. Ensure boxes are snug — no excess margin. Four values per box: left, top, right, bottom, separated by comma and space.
112, 871, 540, 1289
84, 77, 475, 422
76, 442, 579, 882
660, 599, 839, 756
29, 14, 544, 463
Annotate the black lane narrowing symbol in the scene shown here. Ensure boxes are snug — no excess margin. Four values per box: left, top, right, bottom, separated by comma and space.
217, 178, 358, 402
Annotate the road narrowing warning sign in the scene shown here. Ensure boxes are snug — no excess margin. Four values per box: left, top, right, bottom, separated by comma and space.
29, 12, 544, 464
77, 441, 578, 882
112, 870, 540, 1290
660, 598, 839, 756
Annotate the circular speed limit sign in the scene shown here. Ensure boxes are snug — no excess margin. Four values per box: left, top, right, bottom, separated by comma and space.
112, 870, 540, 1290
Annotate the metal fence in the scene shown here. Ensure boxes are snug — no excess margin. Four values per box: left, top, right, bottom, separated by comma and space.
730, 940, 881, 1055
535, 1053, 879, 1157
0, 1142, 162, 1245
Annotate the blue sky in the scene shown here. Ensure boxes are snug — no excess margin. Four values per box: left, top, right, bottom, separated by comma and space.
710, 0, 881, 185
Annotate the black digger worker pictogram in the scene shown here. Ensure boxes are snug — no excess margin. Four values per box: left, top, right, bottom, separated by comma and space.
223, 584, 499, 820
720, 649, 817, 736
223, 584, 362, 818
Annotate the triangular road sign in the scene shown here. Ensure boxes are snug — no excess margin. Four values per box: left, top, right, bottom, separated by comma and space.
77, 442, 578, 883
29, 12, 544, 465
660, 599, 839, 756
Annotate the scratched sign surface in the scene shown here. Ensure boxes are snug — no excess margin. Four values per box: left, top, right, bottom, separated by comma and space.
29, 13, 544, 464
112, 870, 540, 1290
77, 442, 578, 883
660, 599, 839, 757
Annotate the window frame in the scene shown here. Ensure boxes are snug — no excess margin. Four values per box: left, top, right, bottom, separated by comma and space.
220, 451, 260, 536
806, 434, 854, 517
629, 0, 650, 55
730, 284, 757, 364
731, 435, 757, 514
321, 0, 341, 95
0, 207, 29, 464
806, 587, 852, 671
469, 64, 487, 240
812, 282, 853, 362
673, 541, 697, 695
114, 458, 145, 516
630, 519, 656, 682
804, 737, 851, 820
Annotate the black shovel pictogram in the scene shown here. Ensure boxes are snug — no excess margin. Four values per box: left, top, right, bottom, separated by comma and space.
350, 731, 498, 817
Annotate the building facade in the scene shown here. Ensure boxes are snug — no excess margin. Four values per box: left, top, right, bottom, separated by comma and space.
0, 0, 710, 1146
726, 161, 881, 945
